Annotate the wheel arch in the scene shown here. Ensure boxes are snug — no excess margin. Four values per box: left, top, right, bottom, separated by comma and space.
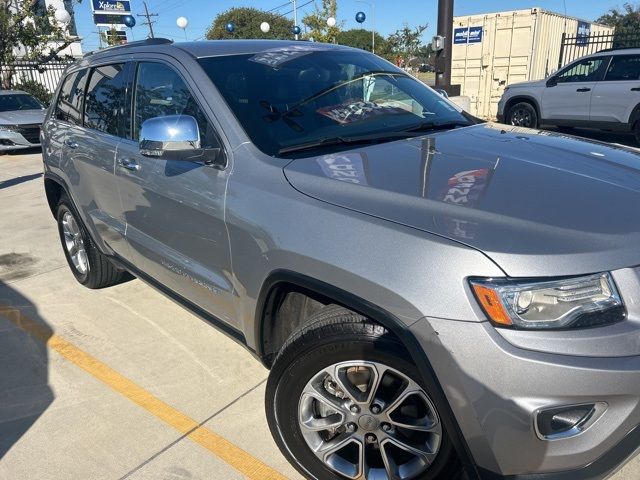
504, 95, 542, 123
255, 269, 481, 478
44, 173, 68, 218
629, 103, 640, 128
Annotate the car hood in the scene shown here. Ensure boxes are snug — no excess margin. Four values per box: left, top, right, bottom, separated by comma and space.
283, 123, 640, 277
507, 79, 547, 89
0, 109, 46, 125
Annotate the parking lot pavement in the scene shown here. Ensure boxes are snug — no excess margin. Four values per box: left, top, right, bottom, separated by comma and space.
0, 151, 301, 479
0, 150, 638, 480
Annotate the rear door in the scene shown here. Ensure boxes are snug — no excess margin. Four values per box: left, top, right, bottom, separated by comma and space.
590, 54, 640, 124
64, 61, 132, 258
114, 60, 236, 326
542, 56, 607, 122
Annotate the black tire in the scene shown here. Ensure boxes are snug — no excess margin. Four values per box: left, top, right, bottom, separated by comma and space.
56, 195, 124, 289
506, 101, 538, 129
266, 305, 459, 480
634, 122, 640, 146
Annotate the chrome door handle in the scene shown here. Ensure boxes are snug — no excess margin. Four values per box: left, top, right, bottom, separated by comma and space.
576, 88, 591, 92
64, 139, 79, 149
117, 158, 140, 172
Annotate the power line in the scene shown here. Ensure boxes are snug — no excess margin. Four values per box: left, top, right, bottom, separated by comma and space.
137, 1, 158, 38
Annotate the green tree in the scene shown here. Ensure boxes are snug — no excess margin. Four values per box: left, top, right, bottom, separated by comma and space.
596, 3, 640, 47
0, 0, 81, 89
387, 23, 428, 64
206, 7, 294, 40
302, 0, 342, 43
336, 28, 389, 55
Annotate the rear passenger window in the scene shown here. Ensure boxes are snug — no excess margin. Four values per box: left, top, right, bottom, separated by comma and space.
84, 64, 129, 137
133, 62, 218, 147
604, 55, 640, 81
55, 69, 88, 124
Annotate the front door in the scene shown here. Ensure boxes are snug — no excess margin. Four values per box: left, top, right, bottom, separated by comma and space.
115, 60, 236, 326
542, 56, 607, 122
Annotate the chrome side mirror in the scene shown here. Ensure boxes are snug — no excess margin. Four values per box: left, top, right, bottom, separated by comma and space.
139, 115, 200, 158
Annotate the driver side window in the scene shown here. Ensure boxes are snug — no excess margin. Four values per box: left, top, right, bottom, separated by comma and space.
556, 58, 605, 84
133, 62, 219, 148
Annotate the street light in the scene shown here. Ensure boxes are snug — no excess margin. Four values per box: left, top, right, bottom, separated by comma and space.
356, 0, 376, 54
260, 22, 271, 33
327, 16, 336, 27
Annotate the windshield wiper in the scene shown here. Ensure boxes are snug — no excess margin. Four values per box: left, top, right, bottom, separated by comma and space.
278, 130, 419, 155
401, 120, 472, 133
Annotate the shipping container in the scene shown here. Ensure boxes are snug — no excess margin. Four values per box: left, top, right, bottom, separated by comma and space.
451, 8, 614, 119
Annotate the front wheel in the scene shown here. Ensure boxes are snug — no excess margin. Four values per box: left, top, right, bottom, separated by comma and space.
507, 102, 539, 129
266, 306, 457, 480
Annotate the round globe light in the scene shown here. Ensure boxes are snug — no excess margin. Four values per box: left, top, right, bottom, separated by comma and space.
54, 9, 71, 25
326, 16, 336, 27
226, 22, 235, 33
355, 11, 366, 23
176, 16, 188, 29
260, 21, 270, 33
123, 15, 136, 28
292, 25, 301, 35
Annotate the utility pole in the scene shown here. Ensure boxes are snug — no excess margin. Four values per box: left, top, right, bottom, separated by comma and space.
137, 1, 157, 38
435, 0, 454, 90
291, 0, 298, 40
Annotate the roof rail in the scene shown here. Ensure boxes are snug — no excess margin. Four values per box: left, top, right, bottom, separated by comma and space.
84, 37, 173, 57
596, 46, 640, 53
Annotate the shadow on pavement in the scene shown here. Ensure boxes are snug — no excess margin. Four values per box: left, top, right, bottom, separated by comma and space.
0, 172, 43, 190
0, 282, 54, 460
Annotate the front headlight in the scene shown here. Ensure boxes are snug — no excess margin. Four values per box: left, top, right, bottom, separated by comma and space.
470, 273, 625, 329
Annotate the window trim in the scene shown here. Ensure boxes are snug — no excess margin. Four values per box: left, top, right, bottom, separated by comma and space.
83, 62, 133, 139
54, 68, 88, 126
603, 54, 640, 82
555, 56, 610, 84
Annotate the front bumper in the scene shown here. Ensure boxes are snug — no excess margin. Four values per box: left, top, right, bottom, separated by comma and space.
0, 127, 41, 151
411, 307, 640, 477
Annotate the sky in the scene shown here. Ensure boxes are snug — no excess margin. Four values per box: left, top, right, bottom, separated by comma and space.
76, 0, 617, 52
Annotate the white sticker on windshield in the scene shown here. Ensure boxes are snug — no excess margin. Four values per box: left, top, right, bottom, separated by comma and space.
249, 44, 333, 68
317, 100, 408, 124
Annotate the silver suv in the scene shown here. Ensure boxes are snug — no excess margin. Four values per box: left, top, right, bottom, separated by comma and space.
42, 39, 640, 480
498, 48, 640, 144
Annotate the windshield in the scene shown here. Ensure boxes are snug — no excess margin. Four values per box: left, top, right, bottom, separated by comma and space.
198, 48, 473, 156
0, 94, 44, 112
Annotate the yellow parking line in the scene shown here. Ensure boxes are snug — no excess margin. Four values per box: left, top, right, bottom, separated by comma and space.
0, 305, 288, 480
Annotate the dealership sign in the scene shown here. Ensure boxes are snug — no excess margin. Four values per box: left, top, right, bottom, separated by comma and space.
92, 0, 131, 27
576, 21, 591, 46
92, 0, 131, 13
454, 26, 483, 44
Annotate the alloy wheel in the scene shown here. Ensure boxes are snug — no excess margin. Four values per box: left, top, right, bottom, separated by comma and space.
298, 360, 442, 479
509, 107, 533, 127
61, 211, 88, 275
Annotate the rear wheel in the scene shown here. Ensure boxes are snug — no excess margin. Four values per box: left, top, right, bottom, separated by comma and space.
507, 102, 538, 129
56, 195, 124, 289
266, 306, 458, 480
634, 121, 640, 146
